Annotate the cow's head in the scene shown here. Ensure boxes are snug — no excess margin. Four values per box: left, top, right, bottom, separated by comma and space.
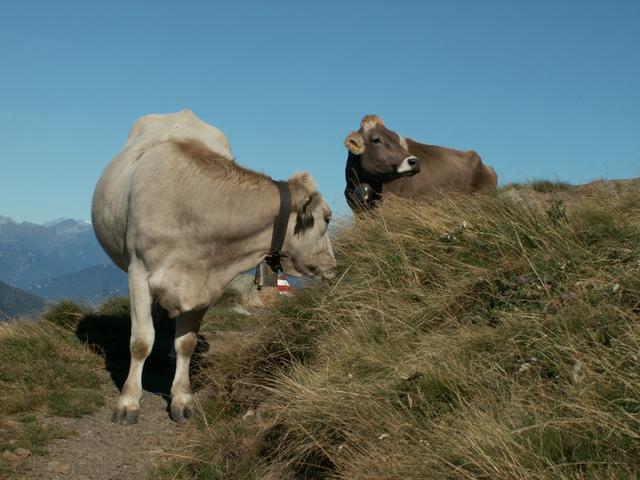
344, 115, 420, 181
280, 173, 336, 278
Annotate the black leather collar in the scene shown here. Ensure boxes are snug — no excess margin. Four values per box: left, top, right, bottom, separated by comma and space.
265, 180, 291, 273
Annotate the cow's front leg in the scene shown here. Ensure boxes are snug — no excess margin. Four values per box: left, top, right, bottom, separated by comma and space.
170, 308, 206, 423
112, 260, 154, 425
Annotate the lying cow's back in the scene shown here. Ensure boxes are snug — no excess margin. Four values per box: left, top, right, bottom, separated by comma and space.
91, 110, 233, 271
382, 138, 497, 197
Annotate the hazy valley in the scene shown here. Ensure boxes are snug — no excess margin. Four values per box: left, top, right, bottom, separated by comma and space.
0, 216, 127, 319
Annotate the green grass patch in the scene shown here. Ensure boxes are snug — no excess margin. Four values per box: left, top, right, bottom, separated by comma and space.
0, 307, 108, 477
0, 320, 104, 417
529, 179, 573, 192
96, 296, 130, 317
41, 300, 88, 330
502, 179, 573, 193
0, 411, 73, 477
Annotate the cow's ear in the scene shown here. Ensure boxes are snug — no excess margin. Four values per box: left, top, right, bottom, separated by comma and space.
288, 171, 317, 193
360, 115, 384, 130
344, 132, 365, 155
295, 192, 321, 234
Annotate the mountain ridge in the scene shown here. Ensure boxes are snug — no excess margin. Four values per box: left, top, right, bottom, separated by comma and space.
22, 263, 127, 305
0, 280, 45, 322
0, 215, 110, 286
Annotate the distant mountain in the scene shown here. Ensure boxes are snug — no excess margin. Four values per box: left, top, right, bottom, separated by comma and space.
0, 215, 109, 286
23, 263, 128, 305
0, 280, 45, 322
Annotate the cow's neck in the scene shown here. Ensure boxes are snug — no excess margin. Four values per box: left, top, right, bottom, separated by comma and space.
201, 181, 292, 296
345, 153, 383, 205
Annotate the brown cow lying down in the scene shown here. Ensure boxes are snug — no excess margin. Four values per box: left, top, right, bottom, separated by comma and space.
92, 110, 335, 424
344, 115, 498, 211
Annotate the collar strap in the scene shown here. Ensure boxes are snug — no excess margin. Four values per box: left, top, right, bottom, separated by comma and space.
265, 180, 292, 273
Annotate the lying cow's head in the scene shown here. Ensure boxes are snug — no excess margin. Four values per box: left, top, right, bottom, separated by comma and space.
280, 173, 336, 278
344, 115, 420, 182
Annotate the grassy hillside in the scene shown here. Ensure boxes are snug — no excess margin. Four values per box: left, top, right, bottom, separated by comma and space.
158, 180, 640, 479
0, 281, 45, 322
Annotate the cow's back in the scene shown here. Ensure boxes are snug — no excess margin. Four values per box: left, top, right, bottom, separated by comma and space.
124, 109, 233, 160
92, 110, 233, 272
383, 139, 497, 197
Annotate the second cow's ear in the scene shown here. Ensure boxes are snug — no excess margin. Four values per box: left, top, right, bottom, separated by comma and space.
344, 132, 365, 155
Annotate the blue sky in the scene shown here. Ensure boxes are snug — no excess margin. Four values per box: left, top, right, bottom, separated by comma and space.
1, 1, 639, 223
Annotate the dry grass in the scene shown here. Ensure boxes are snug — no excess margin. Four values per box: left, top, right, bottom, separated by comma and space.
159, 181, 640, 479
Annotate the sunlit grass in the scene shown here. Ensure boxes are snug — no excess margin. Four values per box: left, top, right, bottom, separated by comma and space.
153, 179, 640, 479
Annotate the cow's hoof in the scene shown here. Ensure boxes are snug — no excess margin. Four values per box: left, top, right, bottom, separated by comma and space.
170, 404, 192, 424
111, 407, 139, 425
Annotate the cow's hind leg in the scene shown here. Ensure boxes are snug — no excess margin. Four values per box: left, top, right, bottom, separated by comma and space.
112, 260, 154, 425
170, 308, 206, 424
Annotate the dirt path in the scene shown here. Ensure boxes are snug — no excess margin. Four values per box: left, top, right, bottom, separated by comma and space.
21, 378, 186, 480
12, 307, 210, 479
14, 292, 262, 480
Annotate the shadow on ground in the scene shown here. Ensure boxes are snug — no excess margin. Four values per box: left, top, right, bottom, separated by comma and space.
75, 304, 209, 399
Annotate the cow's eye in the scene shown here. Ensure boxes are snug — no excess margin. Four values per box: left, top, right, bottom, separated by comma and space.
371, 137, 382, 145
324, 215, 331, 225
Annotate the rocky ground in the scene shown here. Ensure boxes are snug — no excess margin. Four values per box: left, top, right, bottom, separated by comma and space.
19, 374, 185, 480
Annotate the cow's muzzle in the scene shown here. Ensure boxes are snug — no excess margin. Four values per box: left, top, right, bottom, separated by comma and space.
396, 156, 420, 176
321, 270, 336, 280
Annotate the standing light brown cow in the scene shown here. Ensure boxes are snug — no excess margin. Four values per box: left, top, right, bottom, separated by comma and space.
92, 110, 335, 424
344, 115, 498, 210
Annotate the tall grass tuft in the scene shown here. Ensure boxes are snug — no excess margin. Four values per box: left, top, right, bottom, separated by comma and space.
41, 300, 88, 330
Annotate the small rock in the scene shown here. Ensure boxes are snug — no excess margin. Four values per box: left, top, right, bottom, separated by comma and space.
246, 290, 265, 308
242, 408, 256, 420
571, 361, 584, 384
378, 433, 390, 440
231, 304, 252, 316
1, 450, 20, 464
518, 362, 531, 374
14, 448, 31, 458
48, 460, 72, 474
